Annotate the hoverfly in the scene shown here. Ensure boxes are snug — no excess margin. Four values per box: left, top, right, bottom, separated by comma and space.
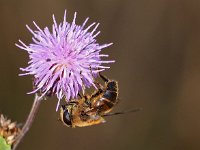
59, 74, 141, 128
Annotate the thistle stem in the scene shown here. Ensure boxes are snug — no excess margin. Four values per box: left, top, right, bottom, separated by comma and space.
12, 94, 43, 150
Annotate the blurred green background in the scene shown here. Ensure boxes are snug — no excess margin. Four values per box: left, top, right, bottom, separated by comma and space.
0, 0, 200, 150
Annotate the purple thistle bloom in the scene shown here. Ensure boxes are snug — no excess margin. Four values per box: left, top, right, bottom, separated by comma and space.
16, 10, 114, 111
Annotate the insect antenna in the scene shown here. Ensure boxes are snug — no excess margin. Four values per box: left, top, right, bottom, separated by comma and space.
102, 108, 142, 117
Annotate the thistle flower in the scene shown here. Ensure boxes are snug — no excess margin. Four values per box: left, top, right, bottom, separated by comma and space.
16, 10, 114, 111
0, 114, 21, 146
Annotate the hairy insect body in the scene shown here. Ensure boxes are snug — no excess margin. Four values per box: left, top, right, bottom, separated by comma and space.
60, 98, 105, 128
89, 80, 118, 115
60, 74, 119, 128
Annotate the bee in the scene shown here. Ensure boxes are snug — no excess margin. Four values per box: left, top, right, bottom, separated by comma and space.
59, 74, 141, 128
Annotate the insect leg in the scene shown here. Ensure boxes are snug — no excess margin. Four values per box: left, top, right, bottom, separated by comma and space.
78, 93, 82, 98
99, 72, 109, 82
89, 65, 104, 90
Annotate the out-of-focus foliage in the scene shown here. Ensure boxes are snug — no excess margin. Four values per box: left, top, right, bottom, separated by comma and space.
0, 136, 11, 150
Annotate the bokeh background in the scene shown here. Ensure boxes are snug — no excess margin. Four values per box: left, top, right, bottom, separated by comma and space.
0, 0, 200, 150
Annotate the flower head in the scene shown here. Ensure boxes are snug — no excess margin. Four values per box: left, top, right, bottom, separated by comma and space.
16, 10, 114, 111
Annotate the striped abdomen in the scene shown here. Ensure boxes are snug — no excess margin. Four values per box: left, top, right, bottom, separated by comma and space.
93, 80, 118, 114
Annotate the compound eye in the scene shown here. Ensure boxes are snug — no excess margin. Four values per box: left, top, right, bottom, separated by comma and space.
63, 109, 72, 127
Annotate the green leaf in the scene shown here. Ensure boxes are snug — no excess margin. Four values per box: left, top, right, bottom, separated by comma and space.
0, 136, 11, 150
